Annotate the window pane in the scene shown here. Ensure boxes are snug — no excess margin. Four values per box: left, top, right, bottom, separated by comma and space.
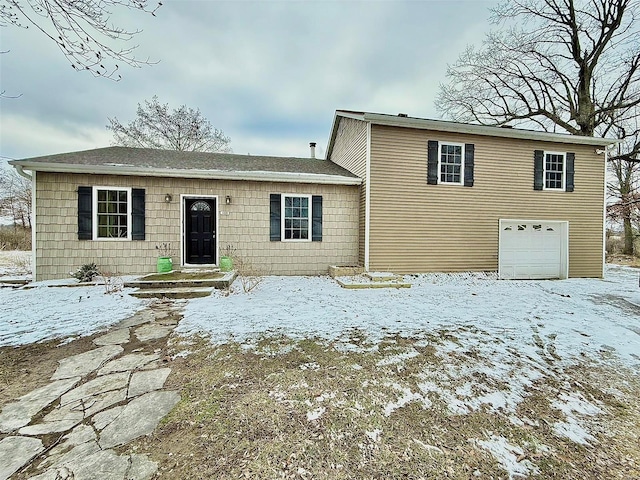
96, 189, 129, 238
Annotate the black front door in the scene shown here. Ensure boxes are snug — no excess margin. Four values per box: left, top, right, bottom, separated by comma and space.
185, 199, 216, 264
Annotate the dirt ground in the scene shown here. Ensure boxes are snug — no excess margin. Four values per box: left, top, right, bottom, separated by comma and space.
2, 329, 639, 479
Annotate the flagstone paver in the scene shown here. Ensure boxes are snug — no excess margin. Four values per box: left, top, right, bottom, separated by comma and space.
118, 310, 154, 328
0, 300, 183, 479
51, 345, 124, 380
19, 402, 84, 435
60, 372, 130, 406
134, 323, 173, 341
98, 390, 181, 449
83, 388, 128, 417
97, 353, 160, 375
0, 436, 44, 480
0, 377, 80, 432
92, 405, 125, 431
127, 368, 171, 398
93, 328, 130, 346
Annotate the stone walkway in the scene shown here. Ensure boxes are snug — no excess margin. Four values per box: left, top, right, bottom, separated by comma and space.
0, 300, 184, 480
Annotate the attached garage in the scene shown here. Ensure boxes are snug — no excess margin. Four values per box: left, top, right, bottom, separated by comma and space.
499, 219, 569, 280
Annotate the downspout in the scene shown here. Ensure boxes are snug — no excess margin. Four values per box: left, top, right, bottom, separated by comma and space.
30, 171, 37, 281
602, 148, 608, 279
13, 164, 33, 180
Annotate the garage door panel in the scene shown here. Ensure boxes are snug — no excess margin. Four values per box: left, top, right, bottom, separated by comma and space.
499, 220, 568, 280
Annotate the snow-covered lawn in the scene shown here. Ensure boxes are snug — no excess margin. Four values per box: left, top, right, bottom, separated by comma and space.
0, 279, 146, 346
180, 266, 640, 366
0, 249, 31, 278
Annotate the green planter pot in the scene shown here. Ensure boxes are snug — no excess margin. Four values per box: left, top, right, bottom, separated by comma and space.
157, 256, 173, 273
219, 256, 233, 272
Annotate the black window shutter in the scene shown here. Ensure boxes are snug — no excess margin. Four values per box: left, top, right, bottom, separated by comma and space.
464, 143, 475, 187
270, 193, 281, 241
131, 188, 145, 240
427, 140, 439, 185
534, 150, 544, 190
565, 152, 575, 192
312, 195, 322, 242
77, 186, 93, 240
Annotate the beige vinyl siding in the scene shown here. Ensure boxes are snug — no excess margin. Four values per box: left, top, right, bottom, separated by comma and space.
368, 125, 605, 277
327, 117, 368, 265
35, 173, 359, 280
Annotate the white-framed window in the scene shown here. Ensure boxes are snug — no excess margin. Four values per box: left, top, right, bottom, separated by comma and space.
438, 142, 465, 185
544, 152, 565, 190
93, 186, 131, 240
281, 194, 311, 241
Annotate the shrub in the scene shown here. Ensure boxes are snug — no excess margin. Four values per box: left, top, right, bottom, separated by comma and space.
72, 262, 100, 283
235, 256, 266, 293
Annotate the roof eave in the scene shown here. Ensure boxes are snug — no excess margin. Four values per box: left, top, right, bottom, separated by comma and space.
326, 110, 367, 159
362, 113, 617, 147
8, 161, 362, 186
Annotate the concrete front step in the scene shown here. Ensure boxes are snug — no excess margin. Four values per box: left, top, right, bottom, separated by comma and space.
124, 271, 237, 291
125, 279, 228, 289
129, 287, 215, 299
365, 272, 399, 282
126, 271, 237, 299
335, 279, 412, 289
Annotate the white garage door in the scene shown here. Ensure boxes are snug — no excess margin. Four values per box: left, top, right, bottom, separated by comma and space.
499, 220, 568, 280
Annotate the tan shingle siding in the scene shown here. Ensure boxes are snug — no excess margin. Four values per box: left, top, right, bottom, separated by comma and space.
35, 173, 358, 280
368, 125, 604, 277
327, 117, 368, 265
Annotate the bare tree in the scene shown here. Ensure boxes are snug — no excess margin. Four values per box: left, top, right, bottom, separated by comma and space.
437, 0, 640, 254
0, 0, 161, 80
107, 96, 232, 152
437, 0, 640, 139
0, 168, 31, 229
607, 123, 640, 254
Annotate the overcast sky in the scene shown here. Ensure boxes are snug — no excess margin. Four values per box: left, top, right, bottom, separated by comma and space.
0, 0, 497, 163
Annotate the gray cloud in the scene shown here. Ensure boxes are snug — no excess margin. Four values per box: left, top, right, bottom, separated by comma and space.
0, 0, 496, 162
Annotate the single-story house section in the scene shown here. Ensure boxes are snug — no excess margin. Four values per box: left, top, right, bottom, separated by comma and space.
10, 110, 615, 281
10, 147, 361, 281
326, 111, 615, 279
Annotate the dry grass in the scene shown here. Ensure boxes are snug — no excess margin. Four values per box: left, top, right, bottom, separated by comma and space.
606, 253, 640, 268
129, 334, 640, 480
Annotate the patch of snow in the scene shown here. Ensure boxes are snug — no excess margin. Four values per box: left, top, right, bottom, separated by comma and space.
553, 392, 602, 416
476, 435, 539, 479
0, 282, 146, 346
365, 428, 382, 442
553, 420, 596, 445
376, 348, 420, 366
306, 406, 325, 422
315, 392, 336, 403
181, 266, 640, 365
299, 362, 320, 371
0, 250, 31, 277
383, 382, 430, 416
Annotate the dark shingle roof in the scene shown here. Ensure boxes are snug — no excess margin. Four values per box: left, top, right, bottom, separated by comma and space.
14, 146, 358, 178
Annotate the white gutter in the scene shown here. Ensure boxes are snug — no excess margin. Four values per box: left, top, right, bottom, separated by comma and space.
9, 162, 362, 186
13, 164, 33, 180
